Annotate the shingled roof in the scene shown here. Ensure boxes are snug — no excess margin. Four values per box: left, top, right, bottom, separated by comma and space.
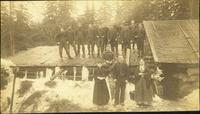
143, 20, 199, 64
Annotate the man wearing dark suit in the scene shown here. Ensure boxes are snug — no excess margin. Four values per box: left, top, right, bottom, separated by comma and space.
96, 26, 104, 57
112, 55, 129, 106
130, 20, 137, 50
102, 26, 109, 52
108, 25, 119, 56
87, 24, 96, 57
75, 24, 86, 58
67, 26, 78, 57
56, 28, 72, 59
120, 24, 132, 56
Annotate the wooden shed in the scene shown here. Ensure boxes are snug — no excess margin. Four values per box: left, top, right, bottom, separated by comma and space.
143, 20, 199, 99
5, 46, 138, 80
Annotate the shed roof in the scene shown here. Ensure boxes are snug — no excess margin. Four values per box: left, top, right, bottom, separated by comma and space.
5, 46, 138, 67
143, 20, 199, 64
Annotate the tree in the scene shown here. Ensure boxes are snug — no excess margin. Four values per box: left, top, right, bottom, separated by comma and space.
41, 1, 60, 43
15, 4, 30, 32
14, 4, 32, 52
1, 2, 13, 57
41, 1, 75, 43
1, 2, 33, 56
57, 1, 74, 27
96, 0, 112, 26
81, 0, 96, 26
140, 0, 190, 21
116, 0, 191, 23
115, 0, 134, 24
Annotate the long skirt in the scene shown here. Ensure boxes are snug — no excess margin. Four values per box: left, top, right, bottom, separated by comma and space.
93, 78, 110, 106
135, 77, 153, 105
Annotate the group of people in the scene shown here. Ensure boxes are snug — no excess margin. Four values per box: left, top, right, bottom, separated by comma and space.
55, 20, 145, 59
55, 20, 157, 107
92, 46, 160, 107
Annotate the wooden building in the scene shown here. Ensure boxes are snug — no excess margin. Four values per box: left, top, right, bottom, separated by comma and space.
5, 46, 138, 80
143, 20, 199, 99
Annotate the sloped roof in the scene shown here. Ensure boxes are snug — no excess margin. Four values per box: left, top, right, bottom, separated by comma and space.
6, 46, 138, 67
143, 20, 199, 64
6, 46, 104, 67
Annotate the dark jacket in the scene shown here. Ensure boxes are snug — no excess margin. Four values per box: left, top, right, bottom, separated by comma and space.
75, 26, 85, 43
87, 27, 96, 42
120, 26, 132, 43
130, 24, 137, 40
113, 62, 129, 82
55, 31, 67, 43
101, 27, 109, 43
67, 29, 75, 43
94, 64, 110, 78
96, 28, 102, 45
108, 28, 119, 44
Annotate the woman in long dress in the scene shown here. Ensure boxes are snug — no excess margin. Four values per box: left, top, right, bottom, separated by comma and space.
93, 63, 110, 106
134, 59, 154, 106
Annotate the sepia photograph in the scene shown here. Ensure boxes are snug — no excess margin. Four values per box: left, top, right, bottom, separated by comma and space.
1, 0, 199, 113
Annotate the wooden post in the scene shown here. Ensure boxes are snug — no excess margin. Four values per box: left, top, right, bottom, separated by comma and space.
36, 71, 39, 79
126, 48, 130, 66
9, 67, 19, 113
43, 68, 46, 78
45, 68, 49, 79
24, 70, 27, 79
73, 67, 76, 81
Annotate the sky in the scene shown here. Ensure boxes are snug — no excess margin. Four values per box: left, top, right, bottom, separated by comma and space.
1, 1, 118, 24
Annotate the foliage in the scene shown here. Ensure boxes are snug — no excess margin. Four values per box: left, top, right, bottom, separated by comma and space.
0, 0, 196, 57
96, 1, 112, 26
41, 1, 75, 42
141, 0, 190, 21
1, 2, 52, 57
116, 0, 191, 24
1, 2, 31, 57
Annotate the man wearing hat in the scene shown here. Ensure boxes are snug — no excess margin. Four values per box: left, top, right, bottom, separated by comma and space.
120, 23, 132, 56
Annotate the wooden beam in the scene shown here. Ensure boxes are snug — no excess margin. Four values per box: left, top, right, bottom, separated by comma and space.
144, 21, 159, 62
177, 23, 199, 58
9, 67, 19, 113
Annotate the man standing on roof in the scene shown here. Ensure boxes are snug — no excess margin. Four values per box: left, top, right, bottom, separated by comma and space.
108, 25, 119, 57
87, 24, 96, 57
103, 26, 110, 52
75, 23, 86, 58
135, 23, 145, 57
120, 23, 132, 57
56, 27, 72, 59
97, 26, 105, 57
130, 20, 138, 50
67, 26, 78, 57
